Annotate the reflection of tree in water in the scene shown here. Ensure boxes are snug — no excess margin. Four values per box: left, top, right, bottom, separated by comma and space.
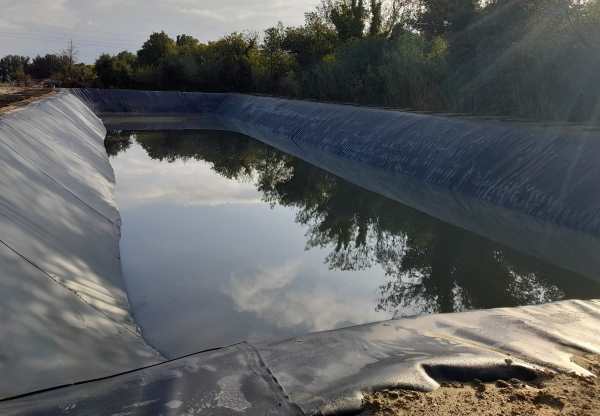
105, 132, 133, 157
108, 130, 600, 316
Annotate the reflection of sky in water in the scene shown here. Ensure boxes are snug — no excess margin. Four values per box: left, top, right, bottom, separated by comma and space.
110, 131, 600, 358
113, 144, 262, 209
112, 142, 391, 357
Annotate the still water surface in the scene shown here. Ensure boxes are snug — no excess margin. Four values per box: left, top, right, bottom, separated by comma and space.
108, 130, 600, 357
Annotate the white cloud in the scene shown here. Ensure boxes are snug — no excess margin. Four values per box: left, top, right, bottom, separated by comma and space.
111, 144, 263, 209
177, 8, 230, 22
2, 0, 73, 28
0, 0, 318, 62
226, 260, 385, 332
0, 18, 25, 31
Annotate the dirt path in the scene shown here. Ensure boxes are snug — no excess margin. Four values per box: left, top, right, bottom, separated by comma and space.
364, 354, 600, 416
0, 86, 56, 115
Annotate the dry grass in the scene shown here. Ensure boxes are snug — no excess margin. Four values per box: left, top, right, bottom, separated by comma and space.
0, 86, 55, 115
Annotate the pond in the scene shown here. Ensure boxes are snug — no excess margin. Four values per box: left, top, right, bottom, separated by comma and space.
107, 130, 600, 358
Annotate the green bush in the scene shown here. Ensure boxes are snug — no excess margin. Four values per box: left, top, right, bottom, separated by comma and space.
3, 0, 592, 121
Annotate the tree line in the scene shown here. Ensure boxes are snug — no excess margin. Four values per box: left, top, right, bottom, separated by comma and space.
3, 0, 600, 121
0, 41, 93, 87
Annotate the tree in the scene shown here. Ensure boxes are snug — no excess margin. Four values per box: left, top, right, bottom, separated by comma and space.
282, 14, 337, 67
264, 23, 286, 55
200, 33, 257, 91
329, 0, 369, 41
95, 51, 136, 88
176, 34, 202, 56
417, 0, 478, 38
176, 34, 199, 49
442, 0, 600, 121
382, 0, 421, 36
68, 63, 96, 87
255, 23, 298, 92
0, 55, 30, 82
158, 54, 201, 90
369, 0, 384, 36
94, 54, 115, 86
29, 0, 599, 122
137, 31, 176, 66
27, 54, 69, 79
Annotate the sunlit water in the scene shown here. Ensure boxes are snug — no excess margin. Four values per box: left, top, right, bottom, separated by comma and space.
108, 130, 600, 357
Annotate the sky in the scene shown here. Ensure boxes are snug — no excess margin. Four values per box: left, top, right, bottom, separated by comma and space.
0, 0, 318, 63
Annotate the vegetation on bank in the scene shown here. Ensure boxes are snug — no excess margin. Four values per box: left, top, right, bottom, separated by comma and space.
0, 42, 92, 88
2, 0, 600, 121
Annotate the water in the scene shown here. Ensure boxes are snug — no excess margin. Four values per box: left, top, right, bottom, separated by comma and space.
107, 130, 600, 358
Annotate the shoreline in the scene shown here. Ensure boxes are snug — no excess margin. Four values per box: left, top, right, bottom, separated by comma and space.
0, 86, 55, 115
364, 354, 600, 416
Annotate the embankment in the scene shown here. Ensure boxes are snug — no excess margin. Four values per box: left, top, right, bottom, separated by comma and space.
2, 89, 600, 415
0, 91, 161, 399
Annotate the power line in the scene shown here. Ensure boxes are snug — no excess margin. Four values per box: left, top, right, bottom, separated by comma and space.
0, 30, 142, 49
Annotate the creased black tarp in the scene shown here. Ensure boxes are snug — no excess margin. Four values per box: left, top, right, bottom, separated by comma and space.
3, 89, 596, 415
0, 92, 161, 399
1, 343, 302, 416
3, 300, 599, 415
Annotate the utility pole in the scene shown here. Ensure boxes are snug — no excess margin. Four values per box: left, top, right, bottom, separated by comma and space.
63, 40, 78, 82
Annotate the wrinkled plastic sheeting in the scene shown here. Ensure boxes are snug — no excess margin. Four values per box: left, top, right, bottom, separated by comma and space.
0, 92, 161, 399
1, 343, 302, 416
1, 300, 599, 415
76, 89, 600, 233
255, 299, 600, 414
0, 94, 119, 223
0, 242, 157, 400
219, 94, 600, 235
73, 88, 228, 115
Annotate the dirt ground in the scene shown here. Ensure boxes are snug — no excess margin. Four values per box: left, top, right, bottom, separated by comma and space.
364, 354, 600, 416
0, 86, 55, 115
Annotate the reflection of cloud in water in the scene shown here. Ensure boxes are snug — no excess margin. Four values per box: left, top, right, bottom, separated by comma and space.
112, 144, 262, 209
226, 260, 383, 332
